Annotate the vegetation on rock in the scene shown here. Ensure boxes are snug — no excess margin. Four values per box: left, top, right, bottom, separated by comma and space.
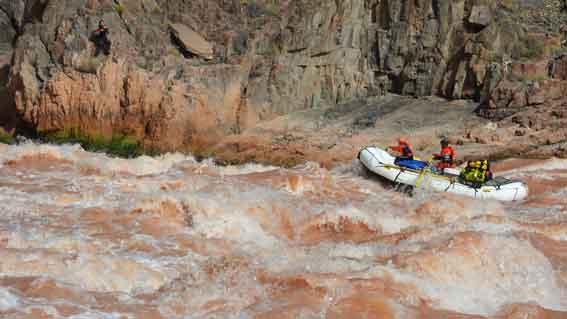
43, 128, 156, 158
0, 129, 15, 145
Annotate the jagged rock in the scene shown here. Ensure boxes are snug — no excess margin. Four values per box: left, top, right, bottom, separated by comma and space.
468, 5, 492, 28
0, 0, 24, 32
479, 54, 567, 123
0, 9, 16, 53
527, 88, 546, 106
0, 3, 16, 128
0, 8, 14, 62
551, 54, 567, 80
477, 65, 567, 154
169, 23, 213, 59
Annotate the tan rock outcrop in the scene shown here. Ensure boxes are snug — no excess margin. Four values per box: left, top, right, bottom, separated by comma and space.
169, 23, 214, 59
11, 55, 249, 151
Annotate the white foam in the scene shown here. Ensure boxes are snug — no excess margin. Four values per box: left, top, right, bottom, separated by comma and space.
0, 287, 20, 311
76, 153, 191, 176
0, 141, 82, 164
502, 158, 567, 175
401, 234, 567, 315
470, 221, 521, 235
328, 243, 379, 261
67, 311, 129, 319
322, 205, 412, 235
192, 206, 281, 250
0, 249, 167, 293
550, 232, 567, 241
0, 141, 196, 177
195, 158, 279, 176
0, 187, 55, 217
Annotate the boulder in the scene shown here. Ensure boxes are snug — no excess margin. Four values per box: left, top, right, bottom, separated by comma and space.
169, 23, 214, 60
468, 5, 492, 28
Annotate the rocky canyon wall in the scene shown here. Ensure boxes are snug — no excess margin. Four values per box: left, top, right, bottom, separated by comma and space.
0, 0, 565, 153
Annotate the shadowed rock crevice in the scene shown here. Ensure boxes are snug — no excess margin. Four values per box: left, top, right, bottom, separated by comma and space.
0, 4, 21, 36
22, 0, 47, 26
0, 64, 13, 126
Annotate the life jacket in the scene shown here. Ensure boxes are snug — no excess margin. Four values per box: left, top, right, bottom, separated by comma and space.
436, 146, 455, 169
391, 142, 414, 159
460, 160, 489, 186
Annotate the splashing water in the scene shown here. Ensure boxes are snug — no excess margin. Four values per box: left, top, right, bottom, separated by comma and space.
0, 142, 566, 318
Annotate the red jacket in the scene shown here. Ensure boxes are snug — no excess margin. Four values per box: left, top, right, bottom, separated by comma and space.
93, 27, 109, 39
434, 146, 455, 169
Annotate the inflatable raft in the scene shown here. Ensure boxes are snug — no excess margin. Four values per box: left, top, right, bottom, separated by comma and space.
358, 146, 528, 201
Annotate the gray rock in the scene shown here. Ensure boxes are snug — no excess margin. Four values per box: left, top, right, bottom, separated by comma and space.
0, 9, 16, 50
169, 23, 213, 59
468, 5, 492, 28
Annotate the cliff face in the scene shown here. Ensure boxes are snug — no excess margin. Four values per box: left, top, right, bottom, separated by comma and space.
0, 1, 17, 129
0, 0, 565, 155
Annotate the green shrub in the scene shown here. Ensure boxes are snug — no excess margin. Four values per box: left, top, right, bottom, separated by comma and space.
0, 130, 15, 144
44, 128, 156, 158
511, 34, 545, 61
116, 3, 125, 16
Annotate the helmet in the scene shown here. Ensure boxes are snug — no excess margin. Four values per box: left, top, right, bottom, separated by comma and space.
398, 137, 408, 144
440, 136, 449, 147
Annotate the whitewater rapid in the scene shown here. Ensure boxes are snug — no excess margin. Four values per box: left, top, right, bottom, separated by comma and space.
0, 142, 566, 318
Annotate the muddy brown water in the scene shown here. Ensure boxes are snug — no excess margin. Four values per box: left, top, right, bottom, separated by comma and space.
0, 142, 566, 318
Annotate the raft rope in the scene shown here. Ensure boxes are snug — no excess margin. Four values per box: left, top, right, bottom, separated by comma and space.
393, 170, 403, 183
444, 179, 456, 192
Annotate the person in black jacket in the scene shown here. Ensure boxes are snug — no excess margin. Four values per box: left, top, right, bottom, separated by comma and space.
91, 20, 111, 56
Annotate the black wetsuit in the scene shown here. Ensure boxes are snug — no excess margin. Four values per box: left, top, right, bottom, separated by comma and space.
92, 27, 111, 56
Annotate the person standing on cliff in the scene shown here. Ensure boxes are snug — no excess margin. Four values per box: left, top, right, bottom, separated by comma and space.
91, 20, 111, 56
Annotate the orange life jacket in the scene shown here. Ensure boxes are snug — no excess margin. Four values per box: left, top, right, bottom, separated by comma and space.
390, 141, 414, 159
435, 146, 455, 169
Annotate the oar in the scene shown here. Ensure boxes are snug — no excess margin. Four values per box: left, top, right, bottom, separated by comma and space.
415, 157, 433, 188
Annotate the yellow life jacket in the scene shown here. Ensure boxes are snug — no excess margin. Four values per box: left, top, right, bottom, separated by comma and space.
460, 160, 488, 185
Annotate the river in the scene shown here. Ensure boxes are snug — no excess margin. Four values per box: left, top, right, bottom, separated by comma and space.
0, 142, 566, 318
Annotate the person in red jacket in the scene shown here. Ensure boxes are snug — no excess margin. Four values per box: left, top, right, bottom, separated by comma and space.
433, 137, 455, 172
389, 137, 414, 162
